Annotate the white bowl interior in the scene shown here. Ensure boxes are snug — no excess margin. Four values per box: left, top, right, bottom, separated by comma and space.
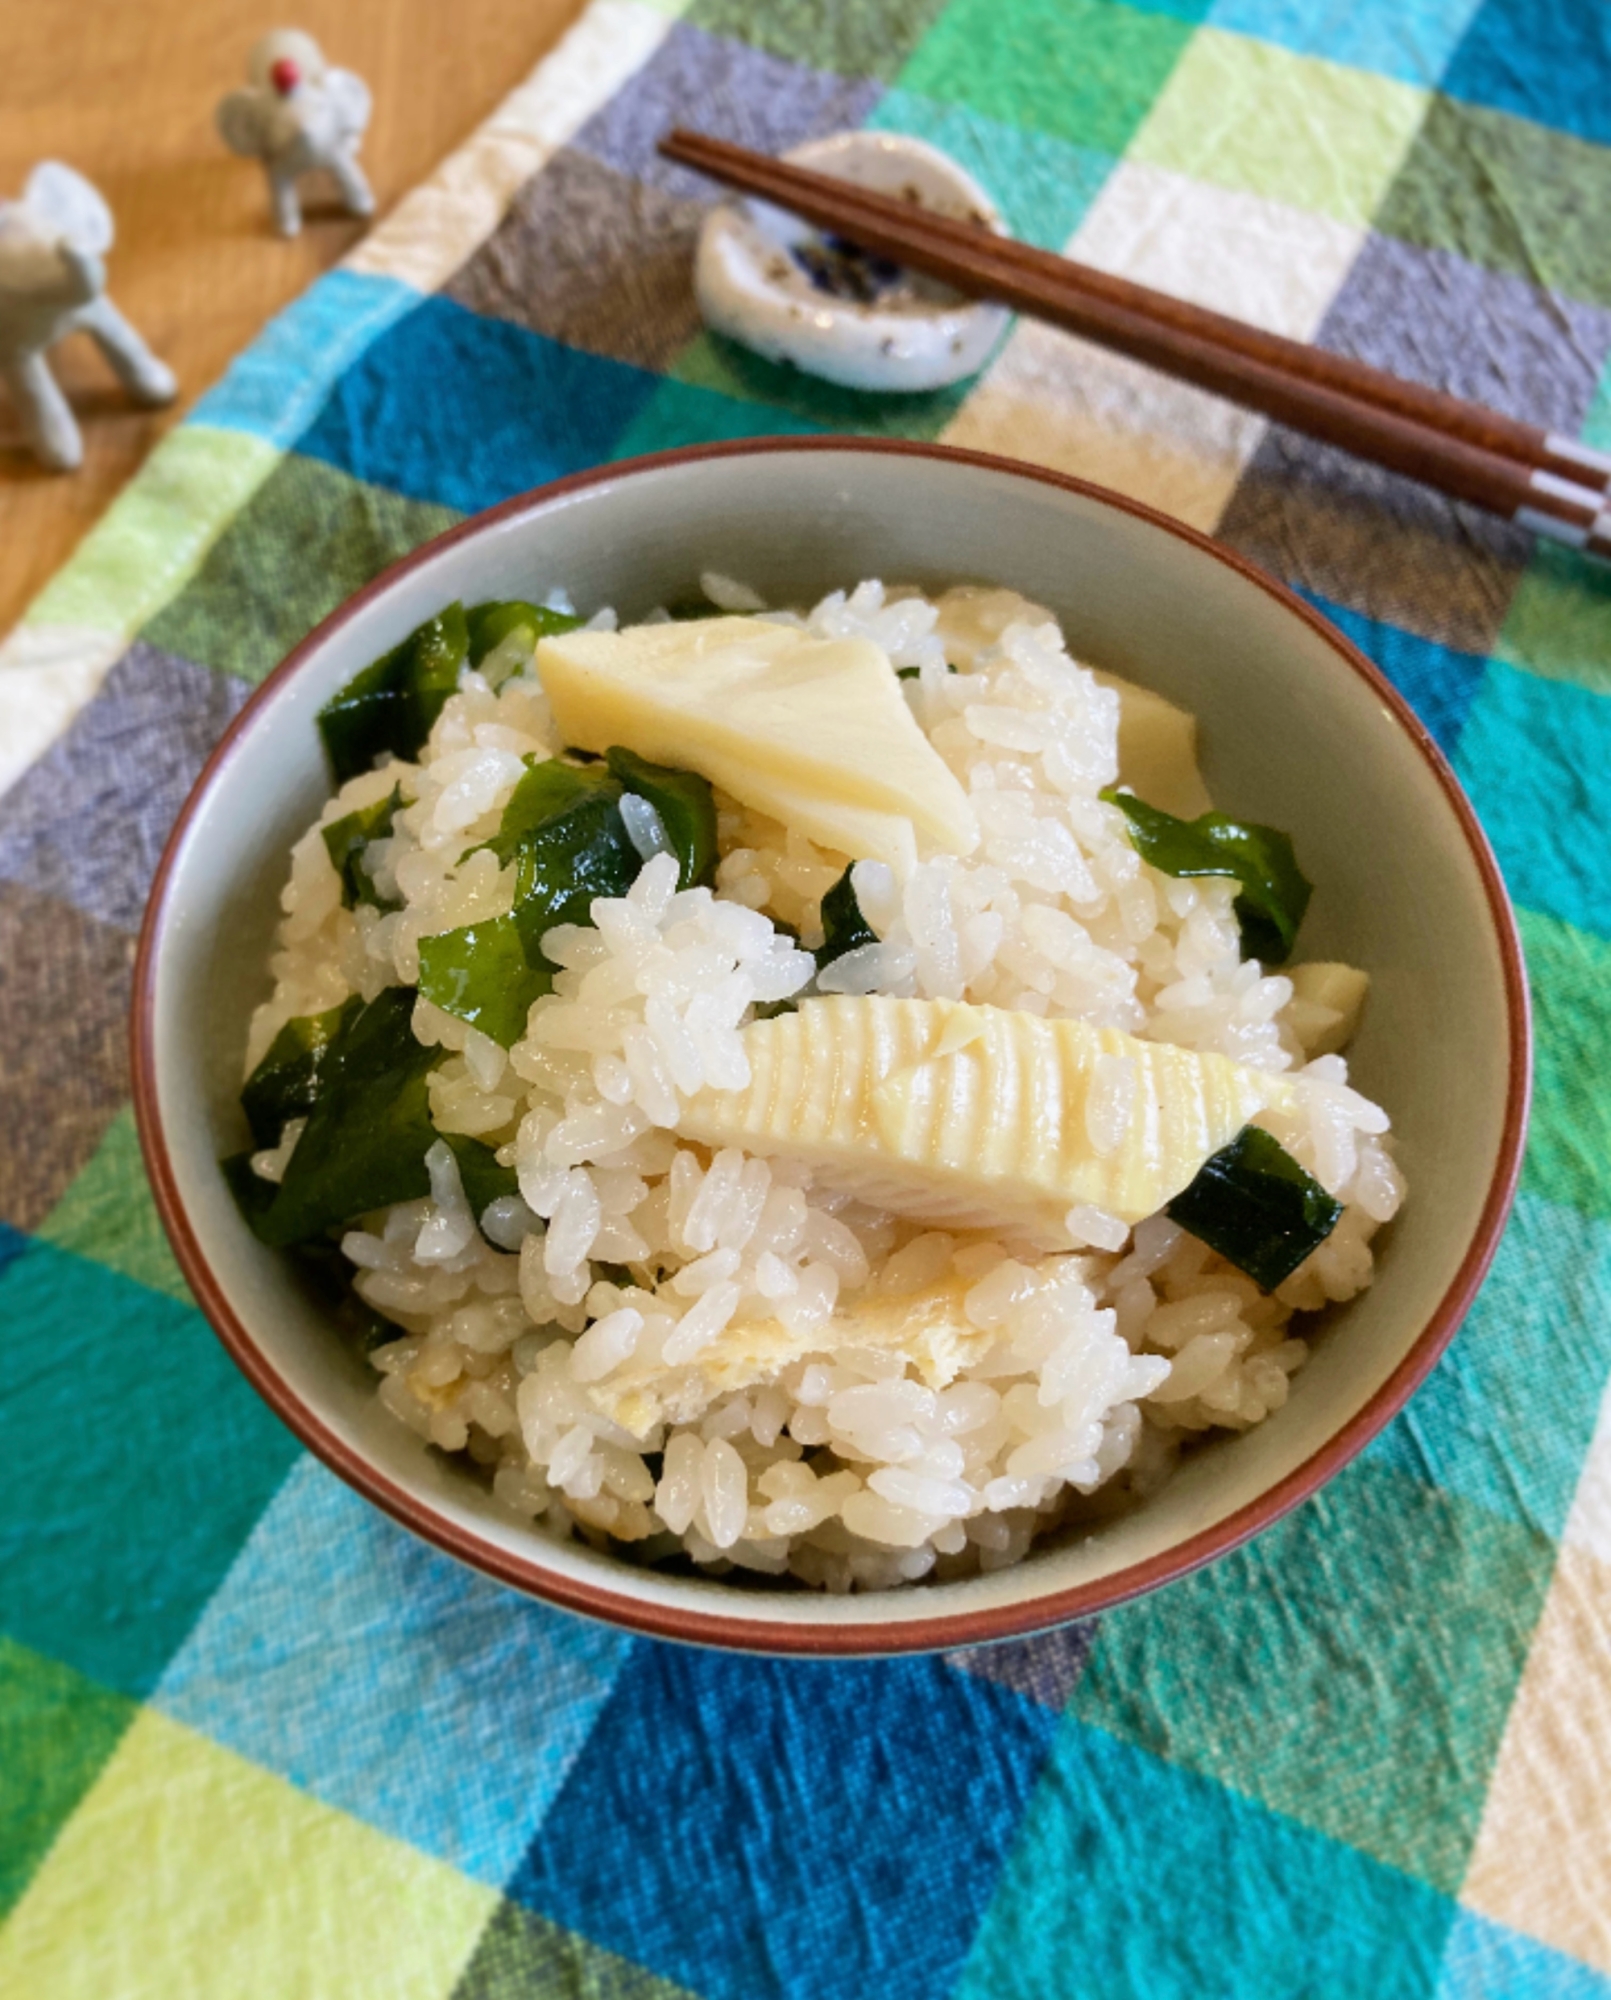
148, 446, 1519, 1640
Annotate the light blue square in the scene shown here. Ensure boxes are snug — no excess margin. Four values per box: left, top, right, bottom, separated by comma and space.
154, 1457, 632, 1886
1207, 0, 1485, 87
1365, 1189, 1611, 1540
190, 269, 418, 450
1453, 658, 1611, 943
1437, 1908, 1611, 1999
867, 89, 1117, 249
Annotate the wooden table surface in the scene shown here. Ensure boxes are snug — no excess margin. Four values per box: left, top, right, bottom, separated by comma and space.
0, 0, 589, 635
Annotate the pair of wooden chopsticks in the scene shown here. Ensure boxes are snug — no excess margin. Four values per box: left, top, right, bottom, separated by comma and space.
660, 128, 1611, 562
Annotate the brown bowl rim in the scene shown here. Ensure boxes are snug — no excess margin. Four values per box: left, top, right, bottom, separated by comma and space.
131, 434, 1532, 1655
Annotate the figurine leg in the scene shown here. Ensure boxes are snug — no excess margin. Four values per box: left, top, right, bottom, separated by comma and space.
81, 296, 178, 406
1, 349, 82, 471
268, 168, 301, 238
329, 150, 375, 220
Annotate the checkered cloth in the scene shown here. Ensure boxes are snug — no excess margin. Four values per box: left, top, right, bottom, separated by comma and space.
3, 0, 1611, 1991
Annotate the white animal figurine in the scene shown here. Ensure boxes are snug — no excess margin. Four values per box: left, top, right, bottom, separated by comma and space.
0, 162, 176, 472
217, 30, 374, 239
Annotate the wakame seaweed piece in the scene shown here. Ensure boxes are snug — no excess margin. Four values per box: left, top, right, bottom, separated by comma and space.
442, 1133, 519, 1219
605, 745, 718, 889
491, 765, 640, 959
317, 602, 470, 783
420, 759, 640, 1045
239, 994, 364, 1149
321, 785, 404, 910
1101, 787, 1312, 964
418, 913, 548, 1048
1166, 1124, 1343, 1292
816, 865, 878, 969
479, 757, 622, 866
465, 598, 583, 665
240, 985, 442, 1248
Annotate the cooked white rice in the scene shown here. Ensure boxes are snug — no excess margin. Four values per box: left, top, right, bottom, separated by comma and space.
247, 580, 1403, 1591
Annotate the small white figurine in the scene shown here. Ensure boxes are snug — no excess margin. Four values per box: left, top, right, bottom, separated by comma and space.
0, 162, 177, 472
217, 29, 374, 239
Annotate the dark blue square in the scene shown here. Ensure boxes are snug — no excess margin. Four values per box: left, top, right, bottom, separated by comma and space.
0, 1221, 27, 1280
1296, 589, 1489, 755
512, 1644, 1057, 2000
1442, 0, 1611, 149
0, 643, 247, 936
295, 296, 662, 515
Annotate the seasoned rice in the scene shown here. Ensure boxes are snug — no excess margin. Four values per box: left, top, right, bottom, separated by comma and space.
245, 579, 1402, 1591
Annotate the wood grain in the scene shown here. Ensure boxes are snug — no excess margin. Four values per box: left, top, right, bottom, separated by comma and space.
0, 0, 589, 634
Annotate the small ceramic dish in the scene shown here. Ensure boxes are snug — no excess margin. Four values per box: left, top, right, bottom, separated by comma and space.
133, 439, 1529, 1655
694, 130, 1010, 392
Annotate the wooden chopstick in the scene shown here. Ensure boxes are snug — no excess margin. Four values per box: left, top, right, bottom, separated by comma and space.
661, 128, 1611, 563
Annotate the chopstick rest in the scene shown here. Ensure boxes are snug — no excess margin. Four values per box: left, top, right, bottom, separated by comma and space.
691, 130, 1010, 394
664, 126, 1611, 560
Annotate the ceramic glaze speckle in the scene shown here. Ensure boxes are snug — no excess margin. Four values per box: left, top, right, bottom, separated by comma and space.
695, 132, 1011, 394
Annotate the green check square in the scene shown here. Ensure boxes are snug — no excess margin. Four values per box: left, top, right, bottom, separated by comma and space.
0, 1243, 301, 1698
0, 1639, 135, 1922
1375, 94, 1611, 310
1516, 907, 1611, 1225
457, 1902, 698, 2000
1071, 1458, 1553, 1892
897, 0, 1196, 159
36, 1106, 189, 1304
669, 328, 976, 439
1130, 26, 1429, 228
1495, 542, 1611, 697
869, 89, 1118, 248
144, 454, 462, 687
686, 0, 952, 80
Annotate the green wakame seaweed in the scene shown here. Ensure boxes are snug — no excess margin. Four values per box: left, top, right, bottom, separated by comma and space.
417, 759, 640, 1046
605, 745, 719, 889
1166, 1125, 1342, 1291
815, 866, 878, 969
465, 598, 582, 666
239, 994, 364, 1149
227, 997, 521, 1248
417, 913, 541, 1049
321, 785, 403, 910
1102, 787, 1312, 964
234, 986, 441, 1248
317, 603, 470, 783
443, 1133, 519, 1217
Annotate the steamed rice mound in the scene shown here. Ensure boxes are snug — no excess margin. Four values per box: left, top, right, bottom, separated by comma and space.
247, 579, 1403, 1592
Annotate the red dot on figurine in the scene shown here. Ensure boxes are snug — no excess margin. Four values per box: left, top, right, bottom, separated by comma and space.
269, 57, 301, 95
